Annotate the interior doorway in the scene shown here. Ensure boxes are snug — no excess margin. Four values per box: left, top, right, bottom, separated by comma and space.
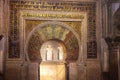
39, 40, 67, 80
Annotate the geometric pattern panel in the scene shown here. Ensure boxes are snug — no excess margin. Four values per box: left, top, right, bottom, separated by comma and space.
87, 41, 97, 58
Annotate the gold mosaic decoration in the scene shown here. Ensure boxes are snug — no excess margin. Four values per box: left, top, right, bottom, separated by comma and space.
9, 1, 97, 60
27, 22, 79, 61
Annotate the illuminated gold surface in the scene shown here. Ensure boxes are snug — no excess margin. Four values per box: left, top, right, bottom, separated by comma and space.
40, 40, 66, 61
25, 20, 45, 39
9, 0, 97, 59
40, 62, 66, 80
63, 21, 81, 39
27, 21, 80, 61
25, 20, 81, 41
22, 12, 84, 19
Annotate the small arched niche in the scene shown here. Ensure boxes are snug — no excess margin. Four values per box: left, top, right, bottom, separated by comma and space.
40, 39, 67, 62
40, 40, 67, 80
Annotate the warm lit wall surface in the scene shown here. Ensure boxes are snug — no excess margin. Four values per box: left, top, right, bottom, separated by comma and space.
40, 62, 66, 80
0, 37, 4, 73
0, 49, 3, 73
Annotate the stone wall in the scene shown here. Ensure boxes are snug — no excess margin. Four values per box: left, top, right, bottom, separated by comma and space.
0, 0, 3, 74
86, 61, 101, 80
28, 63, 39, 80
5, 61, 22, 80
109, 42, 120, 80
0, 0, 3, 34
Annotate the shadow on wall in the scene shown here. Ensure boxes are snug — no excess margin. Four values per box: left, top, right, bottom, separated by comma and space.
0, 35, 3, 80
0, 73, 3, 80
0, 35, 3, 40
